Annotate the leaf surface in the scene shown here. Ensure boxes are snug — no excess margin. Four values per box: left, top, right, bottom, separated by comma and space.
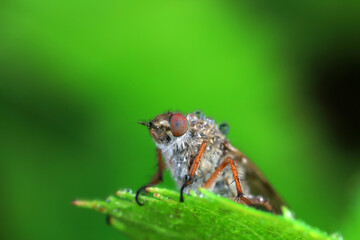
73, 187, 340, 240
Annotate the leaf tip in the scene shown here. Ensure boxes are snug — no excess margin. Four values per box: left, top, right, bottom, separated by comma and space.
72, 200, 85, 206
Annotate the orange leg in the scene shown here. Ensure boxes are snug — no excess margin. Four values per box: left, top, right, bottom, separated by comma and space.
203, 157, 232, 189
204, 157, 273, 212
242, 196, 273, 212
180, 141, 207, 202
136, 148, 165, 206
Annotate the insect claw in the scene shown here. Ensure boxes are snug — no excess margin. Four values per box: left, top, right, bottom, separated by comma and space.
135, 185, 147, 206
180, 179, 191, 202
180, 184, 187, 202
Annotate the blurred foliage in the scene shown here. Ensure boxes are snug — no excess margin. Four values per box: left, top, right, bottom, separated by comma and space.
0, 0, 359, 240
74, 187, 341, 240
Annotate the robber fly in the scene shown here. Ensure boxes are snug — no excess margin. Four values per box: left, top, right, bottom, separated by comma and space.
136, 111, 286, 214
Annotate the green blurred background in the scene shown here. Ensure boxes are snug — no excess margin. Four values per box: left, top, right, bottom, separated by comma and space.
1, 0, 359, 239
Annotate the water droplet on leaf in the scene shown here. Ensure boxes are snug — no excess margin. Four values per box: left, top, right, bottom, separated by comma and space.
124, 188, 132, 193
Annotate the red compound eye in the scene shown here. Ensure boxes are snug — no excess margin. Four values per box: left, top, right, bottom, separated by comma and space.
170, 113, 188, 137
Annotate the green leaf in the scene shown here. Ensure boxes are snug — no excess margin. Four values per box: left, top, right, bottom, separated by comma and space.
73, 187, 341, 240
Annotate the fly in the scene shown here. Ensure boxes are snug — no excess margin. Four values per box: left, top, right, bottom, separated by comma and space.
135, 111, 287, 214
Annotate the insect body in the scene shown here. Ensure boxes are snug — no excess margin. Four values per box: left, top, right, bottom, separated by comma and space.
136, 111, 286, 214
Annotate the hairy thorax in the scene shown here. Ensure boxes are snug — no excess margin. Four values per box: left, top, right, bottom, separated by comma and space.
156, 113, 249, 198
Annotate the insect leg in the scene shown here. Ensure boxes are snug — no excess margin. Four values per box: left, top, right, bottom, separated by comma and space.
243, 196, 274, 212
135, 148, 165, 206
180, 141, 207, 202
203, 157, 231, 189
205, 156, 253, 206
227, 158, 274, 212
203, 156, 275, 212
225, 157, 253, 204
